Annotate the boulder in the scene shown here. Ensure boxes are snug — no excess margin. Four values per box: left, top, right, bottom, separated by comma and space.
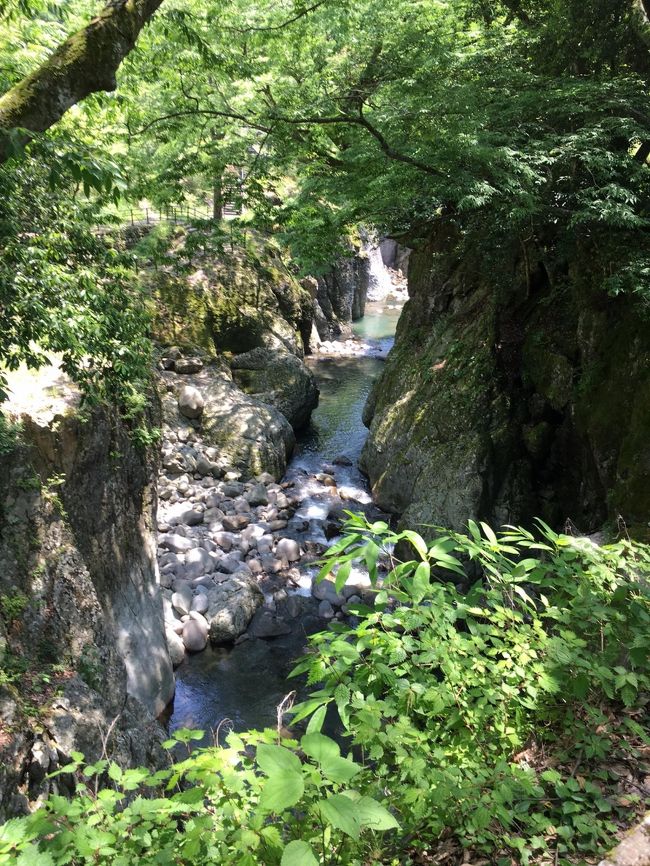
175, 357, 204, 375
178, 386, 204, 420
182, 615, 208, 652
231, 348, 319, 431
207, 574, 264, 644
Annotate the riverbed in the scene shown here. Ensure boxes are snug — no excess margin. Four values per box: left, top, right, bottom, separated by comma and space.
168, 298, 402, 739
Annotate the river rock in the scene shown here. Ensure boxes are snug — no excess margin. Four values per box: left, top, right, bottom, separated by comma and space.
247, 609, 292, 639
184, 547, 212, 579
175, 357, 204, 374
318, 599, 335, 619
191, 593, 209, 614
312, 578, 345, 607
182, 615, 209, 652
166, 629, 186, 667
165, 502, 203, 526
178, 385, 204, 419
207, 574, 264, 643
275, 537, 301, 562
172, 585, 193, 616
160, 533, 194, 553
223, 514, 250, 532
245, 483, 269, 506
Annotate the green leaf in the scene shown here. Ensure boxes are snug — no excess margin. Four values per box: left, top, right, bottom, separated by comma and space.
259, 772, 304, 813
350, 795, 400, 831
281, 840, 318, 866
411, 561, 430, 600
335, 560, 352, 593
256, 744, 302, 776
301, 732, 340, 763
321, 756, 361, 784
318, 794, 362, 838
306, 703, 328, 734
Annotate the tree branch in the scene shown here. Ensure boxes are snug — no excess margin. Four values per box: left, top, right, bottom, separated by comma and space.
224, 0, 329, 34
0, 0, 165, 163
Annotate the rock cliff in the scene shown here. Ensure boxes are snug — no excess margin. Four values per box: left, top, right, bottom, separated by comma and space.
361, 225, 650, 537
0, 373, 173, 818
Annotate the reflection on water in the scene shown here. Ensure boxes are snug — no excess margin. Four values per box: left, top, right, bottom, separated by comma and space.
170, 632, 312, 744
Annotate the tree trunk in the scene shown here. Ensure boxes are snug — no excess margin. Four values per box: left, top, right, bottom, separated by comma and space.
213, 172, 224, 221
0, 0, 165, 163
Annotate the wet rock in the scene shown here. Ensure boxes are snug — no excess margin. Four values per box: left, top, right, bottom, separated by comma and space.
318, 600, 335, 619
312, 578, 345, 607
178, 385, 204, 419
333, 455, 353, 466
247, 609, 292, 639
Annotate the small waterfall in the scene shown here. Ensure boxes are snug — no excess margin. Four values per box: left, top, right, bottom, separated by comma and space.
366, 243, 395, 301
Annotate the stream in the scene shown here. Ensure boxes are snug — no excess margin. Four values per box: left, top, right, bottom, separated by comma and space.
168, 272, 405, 741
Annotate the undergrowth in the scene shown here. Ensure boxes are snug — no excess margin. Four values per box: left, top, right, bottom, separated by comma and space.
0, 518, 648, 865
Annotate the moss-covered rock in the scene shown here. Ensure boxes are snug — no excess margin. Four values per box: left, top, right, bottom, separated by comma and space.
362, 224, 650, 537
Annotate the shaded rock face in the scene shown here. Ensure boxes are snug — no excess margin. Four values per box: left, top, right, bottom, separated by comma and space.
361, 225, 650, 536
314, 251, 370, 339
150, 229, 314, 358
161, 362, 295, 480
231, 348, 320, 431
0, 402, 173, 818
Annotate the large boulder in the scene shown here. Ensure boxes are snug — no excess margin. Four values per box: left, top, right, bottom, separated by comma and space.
206, 574, 264, 643
161, 364, 295, 481
231, 348, 319, 430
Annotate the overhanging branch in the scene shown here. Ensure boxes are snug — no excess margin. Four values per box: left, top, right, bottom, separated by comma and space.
0, 0, 165, 163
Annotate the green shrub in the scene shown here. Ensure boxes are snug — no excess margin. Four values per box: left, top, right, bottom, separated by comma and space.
291, 515, 650, 863
0, 727, 398, 866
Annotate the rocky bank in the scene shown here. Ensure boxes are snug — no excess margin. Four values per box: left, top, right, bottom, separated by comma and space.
0, 369, 173, 819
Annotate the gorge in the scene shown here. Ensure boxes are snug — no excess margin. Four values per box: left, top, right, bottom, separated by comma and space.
1, 0, 649, 863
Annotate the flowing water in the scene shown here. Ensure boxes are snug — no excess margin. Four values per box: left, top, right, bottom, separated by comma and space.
168, 253, 404, 739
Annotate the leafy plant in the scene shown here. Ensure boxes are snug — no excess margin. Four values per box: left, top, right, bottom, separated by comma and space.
290, 514, 650, 863
0, 727, 399, 866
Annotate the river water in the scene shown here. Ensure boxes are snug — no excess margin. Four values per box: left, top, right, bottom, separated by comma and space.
168, 272, 404, 741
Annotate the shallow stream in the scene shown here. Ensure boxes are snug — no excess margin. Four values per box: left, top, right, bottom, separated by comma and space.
168, 293, 403, 739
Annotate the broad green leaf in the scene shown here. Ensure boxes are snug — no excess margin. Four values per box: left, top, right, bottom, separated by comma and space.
318, 794, 361, 838
301, 732, 340, 763
256, 744, 302, 776
281, 840, 318, 866
259, 772, 304, 813
354, 796, 400, 831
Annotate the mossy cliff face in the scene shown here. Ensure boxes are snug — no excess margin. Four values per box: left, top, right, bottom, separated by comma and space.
0, 395, 173, 817
149, 228, 314, 357
361, 225, 650, 537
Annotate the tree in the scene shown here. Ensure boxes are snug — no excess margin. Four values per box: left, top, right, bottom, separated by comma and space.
0, 0, 165, 163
